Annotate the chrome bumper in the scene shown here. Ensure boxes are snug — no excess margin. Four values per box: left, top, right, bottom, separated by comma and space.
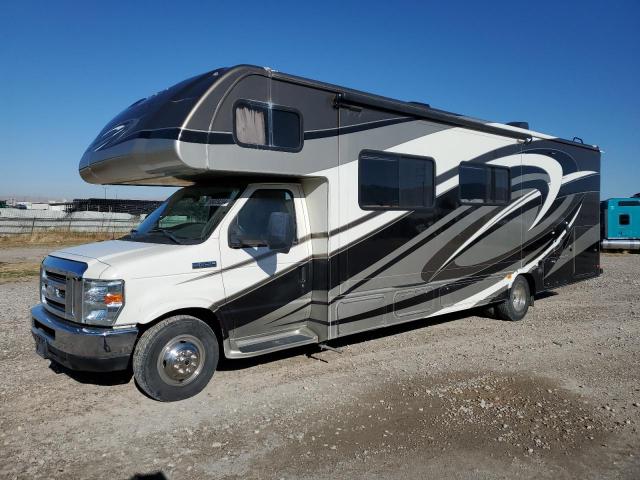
602, 239, 640, 250
31, 304, 138, 372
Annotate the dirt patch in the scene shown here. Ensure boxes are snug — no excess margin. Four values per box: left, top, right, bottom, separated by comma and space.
230, 372, 611, 479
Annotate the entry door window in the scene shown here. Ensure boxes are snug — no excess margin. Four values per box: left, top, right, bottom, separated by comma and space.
230, 189, 296, 247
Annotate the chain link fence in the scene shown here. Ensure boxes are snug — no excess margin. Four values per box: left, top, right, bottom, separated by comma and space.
0, 209, 143, 235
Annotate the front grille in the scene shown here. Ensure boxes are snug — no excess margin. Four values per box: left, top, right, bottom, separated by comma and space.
45, 297, 65, 311
41, 268, 73, 320
40, 256, 88, 323
45, 270, 66, 283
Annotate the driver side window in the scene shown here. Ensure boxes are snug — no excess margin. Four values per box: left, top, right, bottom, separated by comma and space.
229, 189, 296, 247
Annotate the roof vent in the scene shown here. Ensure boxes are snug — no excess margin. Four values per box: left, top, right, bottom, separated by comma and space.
507, 121, 529, 130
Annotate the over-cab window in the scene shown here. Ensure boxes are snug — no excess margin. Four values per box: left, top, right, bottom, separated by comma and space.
359, 150, 435, 210
459, 162, 510, 205
234, 101, 302, 152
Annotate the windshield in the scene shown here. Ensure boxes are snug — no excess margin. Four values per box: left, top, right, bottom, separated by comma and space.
126, 185, 243, 244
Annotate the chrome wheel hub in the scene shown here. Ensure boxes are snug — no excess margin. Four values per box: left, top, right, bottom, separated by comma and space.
157, 335, 205, 386
511, 282, 527, 312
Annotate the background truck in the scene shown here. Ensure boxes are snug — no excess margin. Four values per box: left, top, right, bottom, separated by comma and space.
601, 198, 640, 251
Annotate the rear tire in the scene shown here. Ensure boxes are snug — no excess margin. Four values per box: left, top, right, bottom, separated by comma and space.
495, 275, 530, 322
133, 315, 219, 402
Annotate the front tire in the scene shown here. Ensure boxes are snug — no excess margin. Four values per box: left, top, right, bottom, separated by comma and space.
133, 315, 219, 401
495, 275, 530, 321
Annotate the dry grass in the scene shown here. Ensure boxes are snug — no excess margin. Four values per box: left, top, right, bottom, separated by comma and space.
0, 232, 123, 281
0, 261, 41, 282
0, 231, 119, 248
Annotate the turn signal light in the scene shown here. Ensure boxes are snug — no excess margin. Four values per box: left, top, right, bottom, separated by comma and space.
104, 293, 124, 305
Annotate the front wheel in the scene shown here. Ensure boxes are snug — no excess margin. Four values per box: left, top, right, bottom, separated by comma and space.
495, 275, 531, 321
133, 315, 219, 401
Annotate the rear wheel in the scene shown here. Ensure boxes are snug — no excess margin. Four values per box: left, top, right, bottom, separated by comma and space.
495, 275, 530, 321
133, 315, 219, 401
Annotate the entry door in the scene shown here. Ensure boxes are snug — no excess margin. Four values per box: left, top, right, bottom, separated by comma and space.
218, 184, 311, 340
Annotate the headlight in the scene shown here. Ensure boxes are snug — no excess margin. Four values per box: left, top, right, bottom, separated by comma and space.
82, 279, 125, 326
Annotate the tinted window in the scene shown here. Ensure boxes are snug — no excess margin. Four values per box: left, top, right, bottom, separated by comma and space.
459, 164, 490, 204
619, 201, 640, 207
492, 167, 510, 203
360, 156, 399, 207
399, 157, 435, 208
359, 151, 435, 209
619, 214, 630, 225
459, 163, 510, 205
234, 101, 302, 151
271, 109, 301, 149
231, 190, 296, 247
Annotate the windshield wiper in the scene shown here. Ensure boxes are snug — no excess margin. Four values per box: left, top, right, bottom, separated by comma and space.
148, 228, 183, 245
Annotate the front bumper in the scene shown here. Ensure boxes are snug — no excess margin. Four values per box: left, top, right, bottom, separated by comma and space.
31, 304, 138, 372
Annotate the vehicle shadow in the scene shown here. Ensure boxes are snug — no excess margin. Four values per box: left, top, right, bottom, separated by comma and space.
220, 291, 555, 372
48, 361, 133, 385
218, 304, 497, 372
129, 473, 167, 480
535, 290, 559, 300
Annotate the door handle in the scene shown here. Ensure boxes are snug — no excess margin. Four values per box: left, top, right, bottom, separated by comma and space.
300, 265, 307, 288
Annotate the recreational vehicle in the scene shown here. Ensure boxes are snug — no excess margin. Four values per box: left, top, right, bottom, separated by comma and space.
31, 66, 601, 401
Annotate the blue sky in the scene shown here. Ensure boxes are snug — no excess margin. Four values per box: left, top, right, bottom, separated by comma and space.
2, 0, 639, 201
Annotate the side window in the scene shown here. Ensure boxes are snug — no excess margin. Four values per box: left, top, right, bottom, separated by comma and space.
459, 163, 511, 205
235, 102, 268, 146
230, 189, 296, 247
234, 101, 302, 152
359, 151, 435, 210
619, 214, 630, 225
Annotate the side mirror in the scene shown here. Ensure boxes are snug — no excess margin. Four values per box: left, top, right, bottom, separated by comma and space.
266, 212, 294, 253
228, 222, 243, 248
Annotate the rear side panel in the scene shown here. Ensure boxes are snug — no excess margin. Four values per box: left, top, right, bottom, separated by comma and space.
330, 119, 601, 336
536, 142, 601, 288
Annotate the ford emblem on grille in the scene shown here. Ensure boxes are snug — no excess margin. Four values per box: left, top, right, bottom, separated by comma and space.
45, 284, 64, 300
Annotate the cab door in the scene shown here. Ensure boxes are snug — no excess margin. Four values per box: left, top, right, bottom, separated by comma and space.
217, 184, 312, 340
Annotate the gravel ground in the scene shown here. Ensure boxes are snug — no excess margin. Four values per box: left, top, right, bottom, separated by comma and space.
0, 248, 638, 479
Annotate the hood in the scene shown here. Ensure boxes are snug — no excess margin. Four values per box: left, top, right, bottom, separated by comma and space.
55, 240, 174, 266
51, 239, 217, 280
